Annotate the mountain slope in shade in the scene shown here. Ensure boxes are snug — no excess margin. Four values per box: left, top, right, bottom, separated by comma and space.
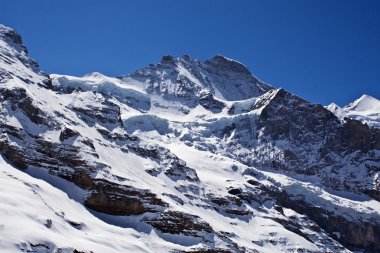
1, 24, 380, 253
327, 94, 380, 128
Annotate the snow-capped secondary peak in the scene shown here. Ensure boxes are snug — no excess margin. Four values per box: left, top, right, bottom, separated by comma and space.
326, 102, 344, 118
344, 94, 380, 112
327, 94, 380, 128
326, 102, 341, 111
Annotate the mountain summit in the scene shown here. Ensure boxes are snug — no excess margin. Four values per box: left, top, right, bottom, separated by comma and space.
327, 94, 380, 128
1, 24, 380, 253
125, 54, 272, 106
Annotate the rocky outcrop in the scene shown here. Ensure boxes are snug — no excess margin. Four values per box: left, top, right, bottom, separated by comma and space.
199, 92, 225, 113
0, 128, 88, 170
145, 211, 213, 236
59, 127, 79, 142
1, 87, 47, 125
71, 98, 123, 128
209, 194, 252, 217
85, 179, 167, 215
129, 143, 200, 182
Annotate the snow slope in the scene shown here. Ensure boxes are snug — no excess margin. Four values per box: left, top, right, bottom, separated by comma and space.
0, 156, 178, 253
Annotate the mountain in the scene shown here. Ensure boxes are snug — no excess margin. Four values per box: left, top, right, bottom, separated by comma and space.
1, 24, 380, 253
327, 94, 380, 128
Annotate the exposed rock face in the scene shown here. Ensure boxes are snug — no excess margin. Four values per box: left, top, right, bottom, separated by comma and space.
202, 55, 271, 100
268, 187, 380, 252
1, 24, 379, 253
191, 88, 380, 195
59, 127, 79, 142
145, 211, 213, 236
0, 126, 90, 171
208, 194, 252, 217
199, 92, 226, 113
71, 98, 123, 127
342, 117, 380, 151
1, 87, 47, 124
256, 88, 380, 159
85, 179, 167, 215
254, 89, 380, 192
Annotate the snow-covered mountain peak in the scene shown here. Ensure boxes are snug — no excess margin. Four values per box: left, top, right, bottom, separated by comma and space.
326, 102, 344, 118
345, 94, 380, 112
327, 94, 380, 128
327, 102, 340, 110
162, 54, 196, 64
127, 54, 272, 105
0, 24, 45, 85
0, 24, 23, 45
0, 24, 32, 61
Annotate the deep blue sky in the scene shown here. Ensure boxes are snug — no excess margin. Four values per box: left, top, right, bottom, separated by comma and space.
1, 0, 379, 105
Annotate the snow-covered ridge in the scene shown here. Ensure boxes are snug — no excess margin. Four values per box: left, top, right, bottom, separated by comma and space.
50, 54, 276, 122
327, 94, 380, 128
51, 73, 151, 112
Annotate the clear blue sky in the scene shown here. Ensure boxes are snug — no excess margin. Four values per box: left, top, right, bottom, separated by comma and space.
2, 0, 379, 105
